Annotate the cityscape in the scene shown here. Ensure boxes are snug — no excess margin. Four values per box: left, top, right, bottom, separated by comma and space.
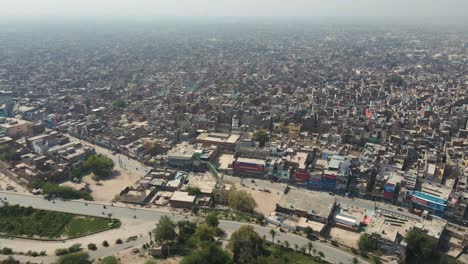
0, 1, 467, 264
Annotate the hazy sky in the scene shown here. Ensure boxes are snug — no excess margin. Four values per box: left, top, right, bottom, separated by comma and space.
1, 0, 467, 23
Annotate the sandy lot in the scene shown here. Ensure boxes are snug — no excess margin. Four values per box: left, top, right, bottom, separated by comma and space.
236, 185, 282, 216
0, 172, 28, 193
83, 170, 142, 202
329, 227, 362, 248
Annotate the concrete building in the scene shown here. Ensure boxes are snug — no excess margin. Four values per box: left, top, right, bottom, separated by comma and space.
276, 187, 336, 225
195, 132, 240, 152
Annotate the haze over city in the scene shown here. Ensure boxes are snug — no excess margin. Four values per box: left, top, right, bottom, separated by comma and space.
1, 0, 468, 24
0, 1, 467, 264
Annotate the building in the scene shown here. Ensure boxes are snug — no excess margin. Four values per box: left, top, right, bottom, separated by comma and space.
276, 187, 336, 225
0, 118, 32, 138
410, 182, 451, 217
166, 142, 196, 169
365, 207, 447, 253
169, 191, 196, 208
233, 157, 266, 177
213, 181, 235, 205
195, 132, 240, 152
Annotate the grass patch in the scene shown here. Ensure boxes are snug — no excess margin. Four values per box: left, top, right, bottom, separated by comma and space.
262, 243, 325, 264
65, 217, 120, 237
0, 205, 119, 239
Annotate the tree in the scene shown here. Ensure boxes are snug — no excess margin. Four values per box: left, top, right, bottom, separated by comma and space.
186, 186, 201, 196
100, 256, 119, 264
388, 74, 405, 87
0, 150, 20, 162
269, 229, 276, 245
181, 242, 233, 264
205, 212, 219, 227
153, 216, 177, 245
102, 240, 109, 247
228, 190, 257, 213
318, 251, 325, 258
404, 229, 441, 264
112, 99, 127, 108
87, 243, 97, 250
284, 240, 290, 249
358, 234, 374, 252
57, 252, 91, 264
353, 257, 359, 264
228, 225, 263, 264
1, 257, 19, 264
294, 244, 299, 251
307, 242, 313, 255
195, 223, 216, 242
83, 154, 114, 179
177, 220, 197, 243
253, 130, 269, 147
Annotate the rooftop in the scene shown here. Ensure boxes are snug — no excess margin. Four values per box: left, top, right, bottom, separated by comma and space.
277, 187, 336, 218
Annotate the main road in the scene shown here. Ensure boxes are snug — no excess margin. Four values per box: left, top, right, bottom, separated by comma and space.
0, 191, 363, 264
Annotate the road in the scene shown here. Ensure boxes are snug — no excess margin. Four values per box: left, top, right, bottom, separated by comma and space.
64, 133, 150, 174
0, 191, 362, 264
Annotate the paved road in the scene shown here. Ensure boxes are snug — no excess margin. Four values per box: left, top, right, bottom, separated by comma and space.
0, 191, 362, 264
65, 134, 150, 174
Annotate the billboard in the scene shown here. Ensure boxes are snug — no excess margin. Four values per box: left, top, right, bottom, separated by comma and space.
233, 162, 264, 172
411, 195, 446, 212
294, 170, 310, 181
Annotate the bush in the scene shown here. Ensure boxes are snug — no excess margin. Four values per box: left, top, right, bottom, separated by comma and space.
55, 248, 69, 256
68, 243, 82, 253
102, 240, 109, 247
186, 186, 201, 196
116, 238, 123, 244
100, 256, 119, 264
57, 252, 91, 264
1, 248, 13, 255
87, 243, 97, 250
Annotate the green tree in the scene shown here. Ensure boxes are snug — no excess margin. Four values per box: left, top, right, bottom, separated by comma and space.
358, 234, 374, 252
177, 220, 197, 243
284, 240, 290, 249
0, 150, 20, 162
353, 257, 359, 264
83, 154, 114, 179
405, 229, 441, 264
253, 130, 269, 147
57, 252, 91, 264
153, 216, 177, 244
112, 99, 127, 108
228, 190, 257, 213
1, 256, 19, 264
388, 75, 405, 87
186, 186, 201, 196
269, 229, 276, 245
206, 212, 219, 227
100, 256, 119, 264
195, 223, 216, 242
181, 242, 233, 264
228, 225, 263, 264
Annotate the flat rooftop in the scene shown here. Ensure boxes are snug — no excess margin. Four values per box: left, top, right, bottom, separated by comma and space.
277, 187, 335, 218
236, 157, 265, 166
366, 209, 447, 243
196, 132, 240, 144
170, 191, 196, 203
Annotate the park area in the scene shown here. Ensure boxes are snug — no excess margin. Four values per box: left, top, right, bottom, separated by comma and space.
0, 205, 120, 239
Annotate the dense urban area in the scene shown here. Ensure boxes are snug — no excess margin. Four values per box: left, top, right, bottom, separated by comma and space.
0, 22, 467, 264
